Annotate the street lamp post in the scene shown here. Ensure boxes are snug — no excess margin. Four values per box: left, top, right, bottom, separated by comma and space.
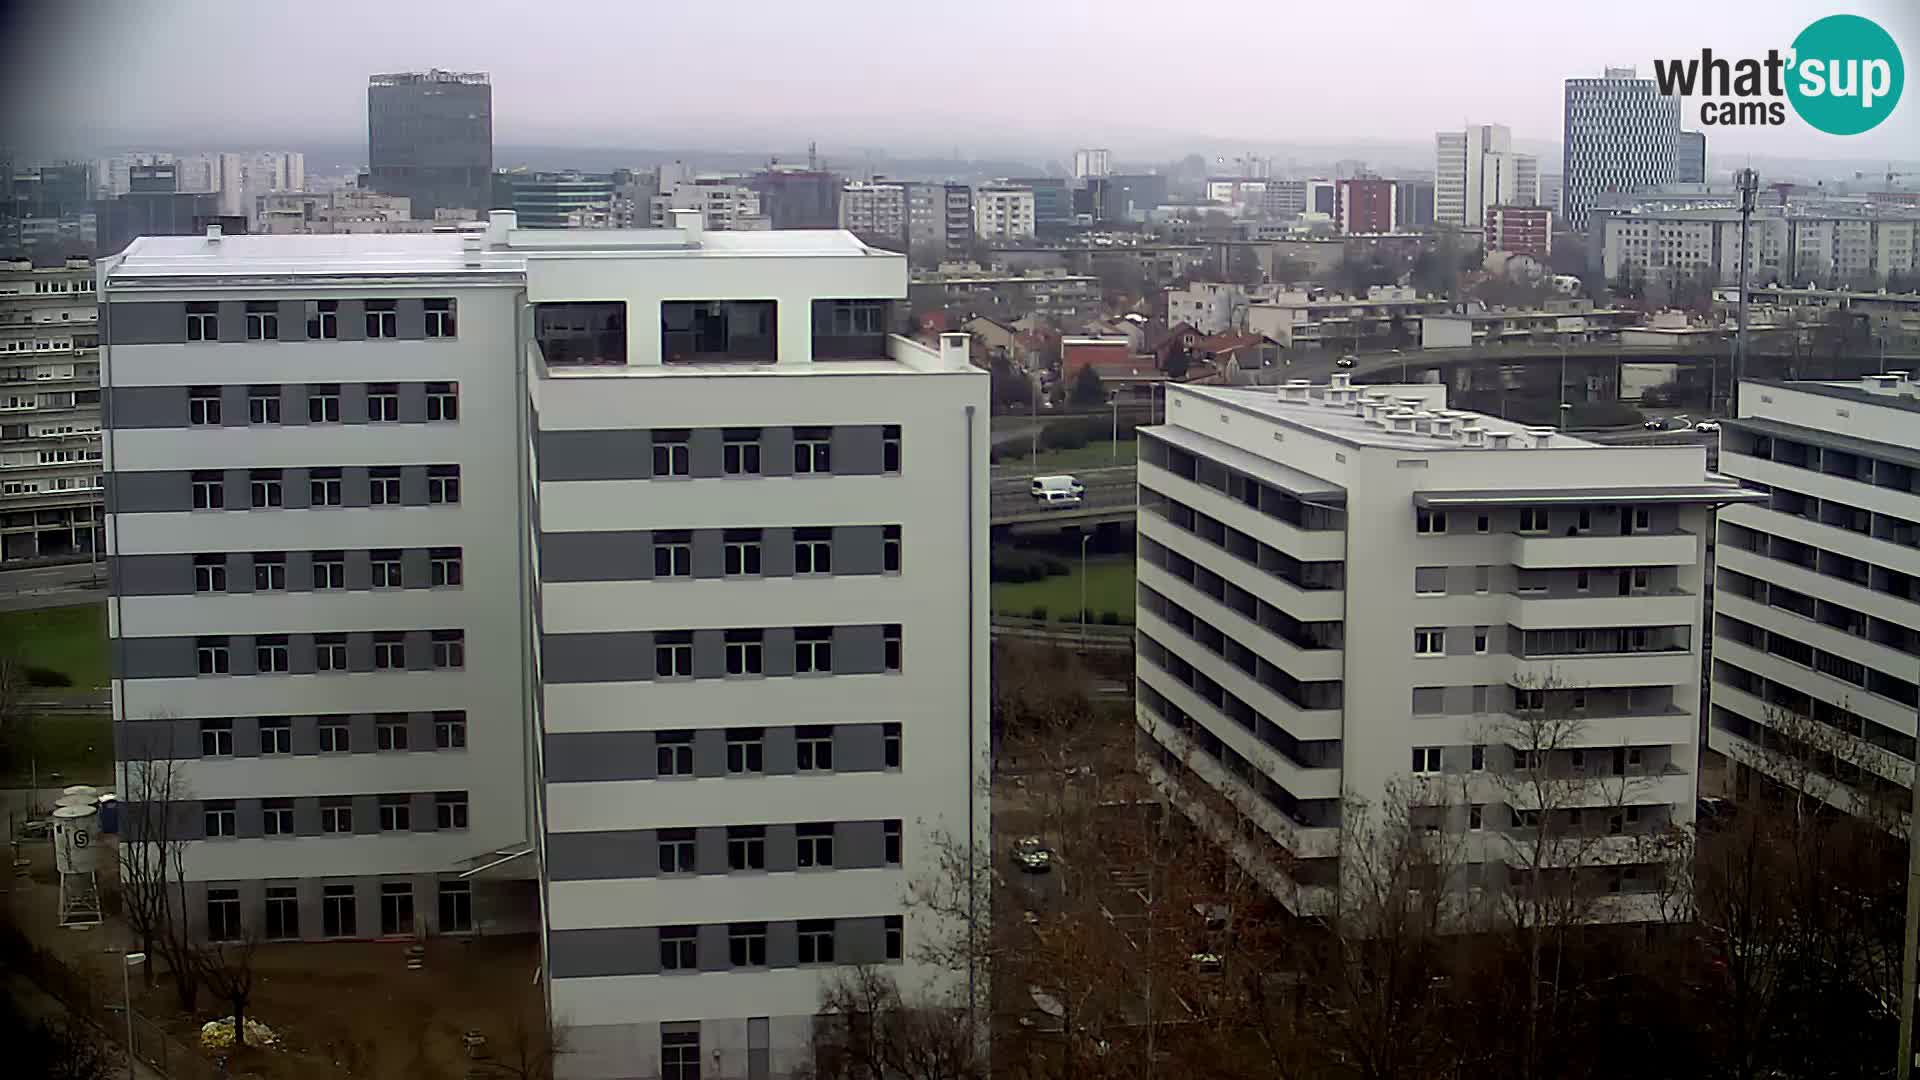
1079, 533, 1092, 654
123, 951, 146, 1080
1110, 394, 1119, 460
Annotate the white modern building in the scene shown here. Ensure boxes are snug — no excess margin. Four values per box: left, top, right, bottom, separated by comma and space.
1599, 208, 1920, 287
1435, 123, 1538, 229
972, 185, 1036, 241
1709, 375, 1920, 818
649, 179, 769, 232
1562, 68, 1681, 232
101, 213, 989, 1079
1074, 148, 1113, 179
1, 256, 102, 563
1135, 377, 1756, 919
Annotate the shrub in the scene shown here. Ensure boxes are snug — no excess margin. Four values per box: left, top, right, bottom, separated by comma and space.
24, 666, 71, 688
1100, 611, 1121, 626
990, 550, 1067, 584
1029, 605, 1048, 621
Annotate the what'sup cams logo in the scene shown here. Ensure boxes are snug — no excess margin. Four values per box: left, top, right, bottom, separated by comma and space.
1653, 14, 1904, 134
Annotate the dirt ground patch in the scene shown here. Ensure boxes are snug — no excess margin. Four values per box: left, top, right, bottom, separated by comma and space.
4, 836, 543, 1079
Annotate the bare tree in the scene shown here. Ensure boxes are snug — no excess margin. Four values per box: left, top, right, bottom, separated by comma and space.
116, 722, 199, 1007
467, 1013, 567, 1080
193, 929, 260, 1049
802, 966, 986, 1080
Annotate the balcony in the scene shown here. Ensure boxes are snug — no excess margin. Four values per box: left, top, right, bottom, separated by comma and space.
1506, 590, 1697, 630
1508, 530, 1698, 569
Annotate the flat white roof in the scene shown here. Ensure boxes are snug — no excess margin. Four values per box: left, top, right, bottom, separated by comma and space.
1179, 383, 1592, 452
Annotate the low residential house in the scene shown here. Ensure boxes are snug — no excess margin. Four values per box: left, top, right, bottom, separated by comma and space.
1063, 336, 1165, 402
1149, 322, 1205, 372
1191, 331, 1281, 381
1084, 316, 1146, 352
965, 315, 1020, 359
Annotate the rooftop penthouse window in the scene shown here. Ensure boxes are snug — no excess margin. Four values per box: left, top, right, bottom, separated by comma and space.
536, 302, 626, 367
662, 301, 776, 364
812, 299, 895, 359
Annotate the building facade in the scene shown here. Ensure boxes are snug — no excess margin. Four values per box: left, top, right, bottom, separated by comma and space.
1486, 205, 1553, 258
1336, 178, 1397, 235
1, 256, 101, 562
1562, 68, 1680, 232
1074, 148, 1113, 179
1709, 375, 1920, 819
747, 170, 842, 230
972, 186, 1037, 241
367, 70, 494, 218
1677, 131, 1706, 185
1136, 378, 1751, 919
101, 214, 988, 1080
1600, 208, 1920, 287
1436, 124, 1536, 229
838, 182, 907, 247
1394, 180, 1436, 229
505, 173, 616, 229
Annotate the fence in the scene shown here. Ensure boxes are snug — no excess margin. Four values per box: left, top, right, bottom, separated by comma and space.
0, 916, 218, 1080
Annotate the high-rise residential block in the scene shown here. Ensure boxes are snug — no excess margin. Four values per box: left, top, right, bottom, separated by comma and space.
972, 185, 1036, 241
1, 256, 101, 562
101, 212, 988, 1078
1486, 205, 1554, 258
1136, 377, 1753, 921
367, 70, 493, 218
1562, 67, 1680, 232
1710, 375, 1920, 819
1335, 178, 1397, 235
1435, 124, 1536, 228
1678, 131, 1707, 185
839, 181, 907, 247
1074, 148, 1113, 179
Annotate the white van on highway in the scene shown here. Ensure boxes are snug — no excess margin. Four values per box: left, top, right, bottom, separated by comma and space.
1038, 489, 1083, 508
1030, 474, 1087, 499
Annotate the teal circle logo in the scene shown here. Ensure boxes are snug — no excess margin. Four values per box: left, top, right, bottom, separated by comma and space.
1787, 15, 1904, 135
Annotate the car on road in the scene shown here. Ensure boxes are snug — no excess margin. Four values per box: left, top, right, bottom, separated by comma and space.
1030, 474, 1086, 499
1011, 836, 1053, 873
1037, 490, 1083, 508
1694, 420, 1721, 433
1643, 418, 1666, 430
1335, 355, 1356, 368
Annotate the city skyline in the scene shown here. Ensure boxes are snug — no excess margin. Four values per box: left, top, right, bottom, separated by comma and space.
3, 0, 1914, 166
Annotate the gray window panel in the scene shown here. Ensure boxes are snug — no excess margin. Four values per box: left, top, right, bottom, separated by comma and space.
107, 471, 188, 514
834, 625, 887, 674
1445, 631, 1474, 658
1411, 687, 1445, 715
343, 468, 371, 508
228, 635, 258, 676
293, 797, 322, 837
695, 827, 726, 874
172, 801, 205, 841
542, 632, 653, 684
544, 731, 656, 782
832, 526, 884, 575
349, 713, 377, 751
290, 716, 321, 755
221, 470, 249, 511
344, 550, 373, 590
763, 628, 796, 678
538, 430, 653, 482
335, 633, 371, 672
399, 466, 430, 506
170, 718, 202, 759
763, 725, 797, 774
407, 712, 435, 751
280, 384, 308, 426
104, 386, 188, 429
222, 554, 252, 594
549, 927, 657, 978
117, 637, 196, 680
396, 299, 427, 340
116, 719, 193, 761
1487, 626, 1509, 653
836, 820, 886, 869
1443, 686, 1477, 715
410, 793, 437, 831
277, 300, 306, 339
351, 795, 380, 835
215, 301, 247, 343
838, 916, 888, 965
336, 382, 368, 424
285, 551, 314, 591
106, 302, 185, 344
760, 528, 795, 577
404, 630, 433, 671
766, 920, 798, 968
397, 383, 429, 423
111, 554, 192, 596
690, 530, 724, 579
692, 728, 728, 778
1414, 566, 1447, 594
235, 798, 263, 838
335, 299, 367, 342
281, 468, 311, 510
547, 830, 654, 881
691, 630, 726, 680
540, 531, 651, 582
832, 425, 885, 475
837, 724, 888, 772
698, 924, 730, 972
682, 427, 721, 479
231, 716, 260, 757
765, 824, 798, 873
760, 427, 794, 477
219, 386, 249, 428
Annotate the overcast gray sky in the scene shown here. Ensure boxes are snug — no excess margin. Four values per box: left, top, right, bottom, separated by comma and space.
3, 0, 1915, 165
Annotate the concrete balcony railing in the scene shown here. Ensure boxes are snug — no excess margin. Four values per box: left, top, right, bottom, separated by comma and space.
1508, 530, 1699, 570
1506, 591, 1698, 631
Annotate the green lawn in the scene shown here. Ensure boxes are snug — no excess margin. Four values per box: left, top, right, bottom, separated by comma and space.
995, 437, 1137, 473
0, 603, 109, 689
992, 557, 1136, 623
2, 712, 113, 785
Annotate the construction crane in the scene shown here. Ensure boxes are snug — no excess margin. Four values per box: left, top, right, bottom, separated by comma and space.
1853, 164, 1916, 188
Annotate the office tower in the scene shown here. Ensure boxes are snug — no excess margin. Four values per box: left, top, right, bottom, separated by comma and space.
972, 185, 1036, 241
1335, 178, 1397, 234
501, 172, 616, 229
1136, 377, 1752, 919
216, 152, 307, 220
1435, 124, 1535, 228
367, 70, 493, 218
100, 211, 988, 1078
0, 256, 101, 562
1678, 131, 1707, 184
1710, 374, 1920, 819
1007, 177, 1072, 232
94, 165, 235, 255
1485, 205, 1554, 258
1394, 180, 1436, 229
1074, 148, 1113, 179
1563, 67, 1681, 232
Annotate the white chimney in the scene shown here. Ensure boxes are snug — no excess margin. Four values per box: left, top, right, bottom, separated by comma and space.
1526, 426, 1556, 447
485, 209, 517, 246
1329, 372, 1352, 390
1432, 416, 1456, 438
461, 233, 483, 268
1462, 425, 1486, 446
1489, 431, 1513, 449
1390, 410, 1415, 433
939, 332, 971, 370
204, 224, 222, 243
1283, 379, 1311, 403
672, 208, 705, 242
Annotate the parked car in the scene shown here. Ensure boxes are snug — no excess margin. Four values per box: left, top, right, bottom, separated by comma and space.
1694, 420, 1721, 433
1335, 355, 1356, 368
1011, 836, 1053, 873
1030, 474, 1086, 499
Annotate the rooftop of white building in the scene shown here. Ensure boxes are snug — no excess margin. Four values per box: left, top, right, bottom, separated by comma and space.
1178, 380, 1586, 452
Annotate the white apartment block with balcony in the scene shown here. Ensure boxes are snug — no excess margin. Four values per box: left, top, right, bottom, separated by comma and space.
1135, 377, 1754, 919
2, 256, 102, 563
838, 181, 907, 242
972, 185, 1036, 241
102, 213, 989, 1080
1709, 375, 1920, 817
1436, 124, 1536, 229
